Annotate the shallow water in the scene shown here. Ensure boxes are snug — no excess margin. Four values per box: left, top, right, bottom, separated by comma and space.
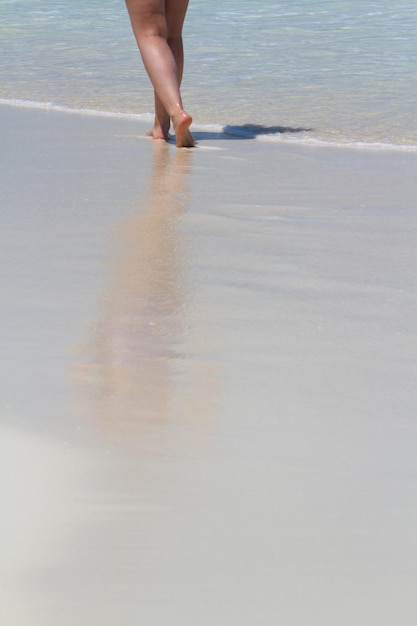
1, 0, 417, 146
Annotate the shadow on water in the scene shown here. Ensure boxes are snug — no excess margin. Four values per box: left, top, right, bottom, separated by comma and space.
192, 123, 313, 142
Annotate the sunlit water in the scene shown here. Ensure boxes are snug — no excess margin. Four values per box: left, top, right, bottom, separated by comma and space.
1, 0, 417, 146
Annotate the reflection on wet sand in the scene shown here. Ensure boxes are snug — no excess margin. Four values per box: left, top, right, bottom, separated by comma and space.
75, 143, 215, 444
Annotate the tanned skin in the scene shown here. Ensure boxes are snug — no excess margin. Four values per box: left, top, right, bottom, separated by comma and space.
125, 0, 194, 147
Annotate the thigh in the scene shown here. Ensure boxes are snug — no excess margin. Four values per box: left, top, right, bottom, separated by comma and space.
165, 0, 189, 38
126, 0, 167, 37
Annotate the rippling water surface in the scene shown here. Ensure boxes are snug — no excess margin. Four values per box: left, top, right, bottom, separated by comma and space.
1, 2, 416, 144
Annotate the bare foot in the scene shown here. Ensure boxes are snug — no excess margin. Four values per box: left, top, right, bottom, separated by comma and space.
173, 111, 194, 148
146, 121, 170, 141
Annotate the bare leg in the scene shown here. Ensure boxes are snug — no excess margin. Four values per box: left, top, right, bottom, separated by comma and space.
125, 0, 194, 147
151, 21, 185, 139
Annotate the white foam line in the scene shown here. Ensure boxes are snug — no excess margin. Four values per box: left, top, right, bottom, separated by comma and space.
254, 131, 417, 153
0, 97, 152, 122
1, 98, 417, 153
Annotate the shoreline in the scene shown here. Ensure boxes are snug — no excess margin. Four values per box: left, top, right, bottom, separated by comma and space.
2, 97, 417, 153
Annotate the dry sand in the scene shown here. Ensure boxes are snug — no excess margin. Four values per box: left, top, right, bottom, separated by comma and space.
1, 103, 417, 625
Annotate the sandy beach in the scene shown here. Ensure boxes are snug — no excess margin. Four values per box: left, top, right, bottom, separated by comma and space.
1, 103, 417, 625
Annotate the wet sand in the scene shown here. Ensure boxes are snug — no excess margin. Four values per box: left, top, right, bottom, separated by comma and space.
1, 103, 417, 626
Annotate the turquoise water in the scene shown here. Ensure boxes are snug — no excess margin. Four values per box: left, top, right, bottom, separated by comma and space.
1, 0, 416, 146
